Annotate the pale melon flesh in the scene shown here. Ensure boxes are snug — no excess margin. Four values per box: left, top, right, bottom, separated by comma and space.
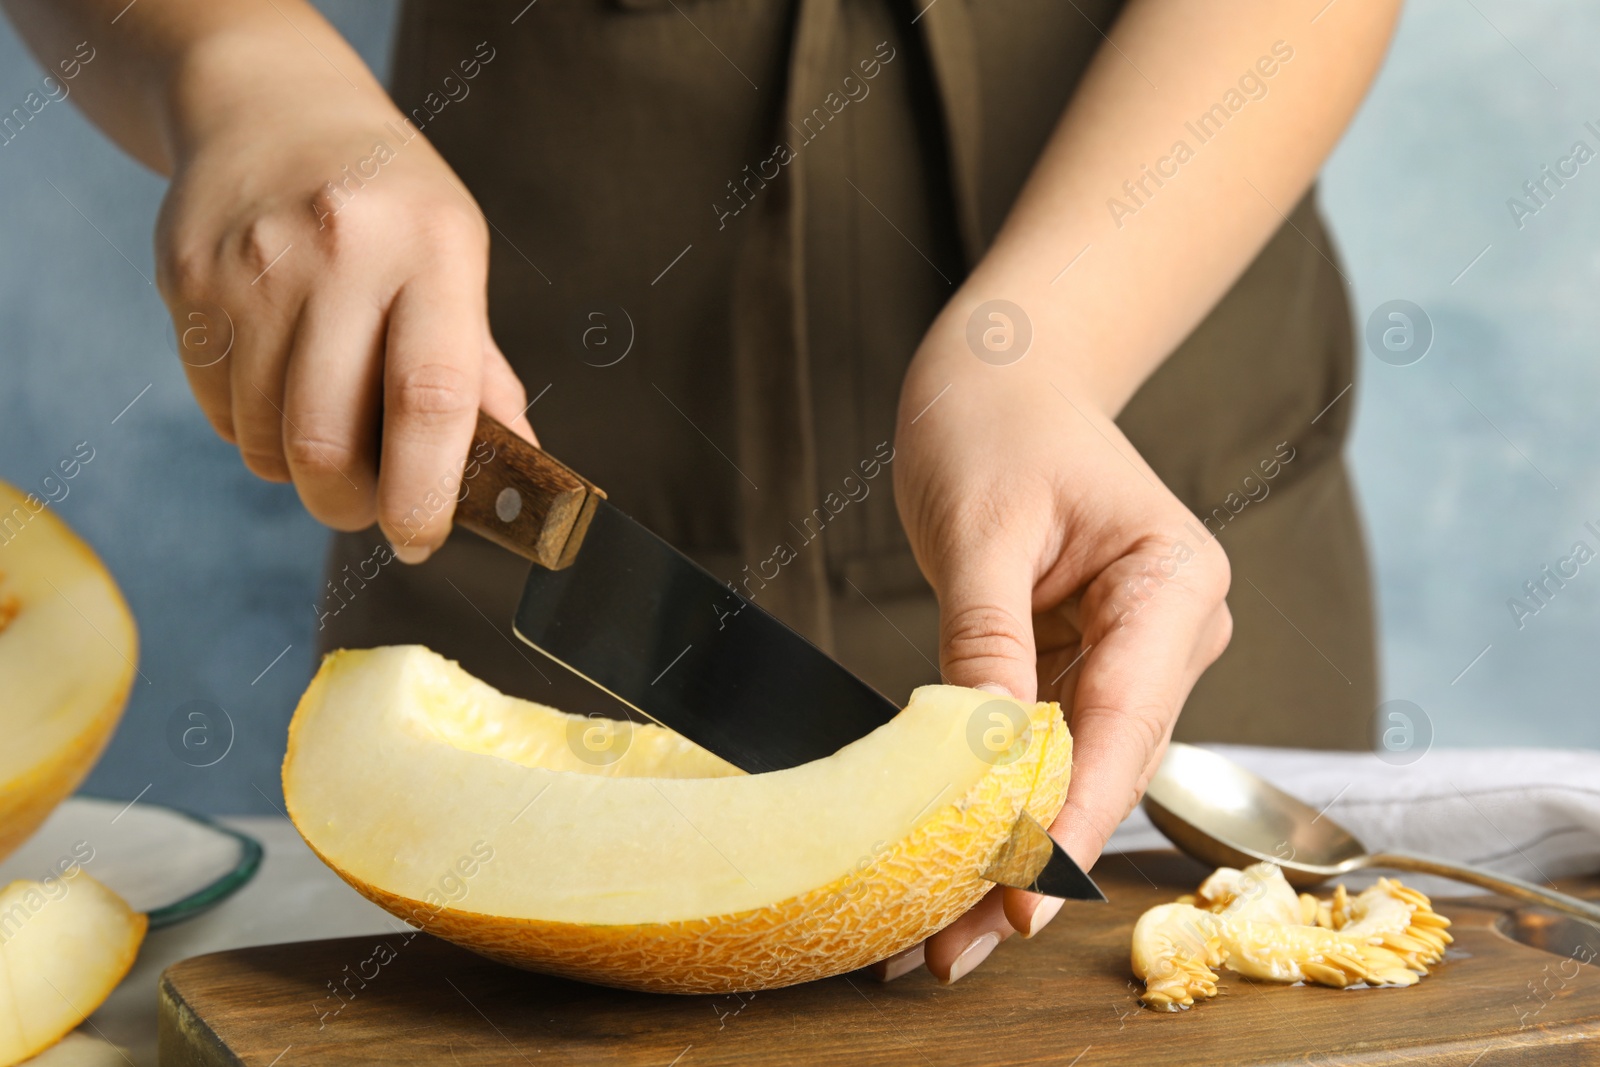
0, 871, 146, 1065
283, 645, 1072, 992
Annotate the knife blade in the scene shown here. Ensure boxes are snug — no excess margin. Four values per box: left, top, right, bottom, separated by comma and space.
454, 412, 1104, 901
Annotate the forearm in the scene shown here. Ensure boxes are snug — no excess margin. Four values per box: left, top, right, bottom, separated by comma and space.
914, 0, 1401, 416
1, 0, 393, 174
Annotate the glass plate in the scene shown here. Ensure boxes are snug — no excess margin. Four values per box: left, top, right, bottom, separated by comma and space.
0, 795, 262, 928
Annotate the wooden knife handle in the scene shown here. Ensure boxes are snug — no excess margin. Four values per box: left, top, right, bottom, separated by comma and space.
455, 411, 605, 570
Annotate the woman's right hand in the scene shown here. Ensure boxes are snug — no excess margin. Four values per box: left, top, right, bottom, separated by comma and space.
155, 42, 533, 562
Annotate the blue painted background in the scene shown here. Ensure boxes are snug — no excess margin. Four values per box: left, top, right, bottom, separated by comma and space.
1, 1, 1594, 815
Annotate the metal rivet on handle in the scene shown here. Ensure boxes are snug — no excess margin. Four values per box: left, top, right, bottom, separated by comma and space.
495, 487, 523, 523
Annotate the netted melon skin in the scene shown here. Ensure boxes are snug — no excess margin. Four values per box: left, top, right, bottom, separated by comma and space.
317, 707, 1072, 994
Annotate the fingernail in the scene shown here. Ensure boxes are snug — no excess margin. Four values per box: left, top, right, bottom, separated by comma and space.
943, 931, 1001, 985
391, 541, 431, 565
873, 943, 925, 982
1026, 896, 1064, 938
974, 682, 1015, 698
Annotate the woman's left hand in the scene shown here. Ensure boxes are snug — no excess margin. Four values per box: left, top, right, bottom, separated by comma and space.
874, 302, 1233, 984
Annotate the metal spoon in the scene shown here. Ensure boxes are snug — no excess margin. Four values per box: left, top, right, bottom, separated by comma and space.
1142, 742, 1600, 924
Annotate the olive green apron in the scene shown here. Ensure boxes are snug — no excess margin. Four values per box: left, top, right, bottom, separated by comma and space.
315, 0, 1377, 750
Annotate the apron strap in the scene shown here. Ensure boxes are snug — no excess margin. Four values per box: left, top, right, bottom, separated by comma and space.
728, 0, 841, 649
915, 0, 986, 266
728, 0, 983, 648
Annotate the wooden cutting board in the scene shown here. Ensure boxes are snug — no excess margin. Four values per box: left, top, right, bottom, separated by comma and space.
159, 852, 1600, 1066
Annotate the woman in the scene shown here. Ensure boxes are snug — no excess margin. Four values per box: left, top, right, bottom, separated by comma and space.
4, 0, 1398, 983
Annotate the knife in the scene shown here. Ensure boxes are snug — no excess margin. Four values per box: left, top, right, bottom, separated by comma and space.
452, 412, 1104, 902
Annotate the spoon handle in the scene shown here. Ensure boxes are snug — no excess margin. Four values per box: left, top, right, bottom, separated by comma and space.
1365, 851, 1600, 924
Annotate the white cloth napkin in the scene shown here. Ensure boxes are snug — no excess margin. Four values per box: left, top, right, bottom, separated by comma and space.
1106, 746, 1600, 897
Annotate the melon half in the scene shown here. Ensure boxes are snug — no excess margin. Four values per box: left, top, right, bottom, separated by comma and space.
0, 480, 137, 861
283, 645, 1072, 992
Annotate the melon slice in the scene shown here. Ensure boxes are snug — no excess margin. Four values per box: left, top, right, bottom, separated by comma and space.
283, 645, 1072, 993
0, 870, 146, 1065
0, 479, 137, 862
